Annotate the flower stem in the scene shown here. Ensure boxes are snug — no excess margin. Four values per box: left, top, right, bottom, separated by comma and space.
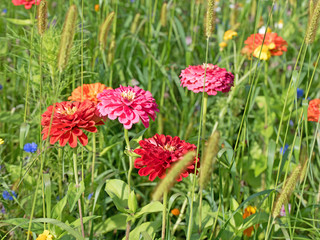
91, 132, 96, 190
162, 191, 168, 240
186, 37, 210, 240
124, 128, 133, 239
73, 148, 85, 237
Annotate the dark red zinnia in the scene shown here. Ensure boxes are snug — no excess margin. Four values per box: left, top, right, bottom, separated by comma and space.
134, 134, 199, 181
41, 100, 102, 148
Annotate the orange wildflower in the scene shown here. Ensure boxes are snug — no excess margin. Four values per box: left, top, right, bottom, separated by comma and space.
171, 208, 180, 216
242, 33, 287, 60
68, 83, 112, 103
308, 99, 320, 122
94, 4, 99, 12
243, 205, 257, 237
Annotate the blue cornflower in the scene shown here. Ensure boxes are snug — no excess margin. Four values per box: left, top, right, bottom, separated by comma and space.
297, 88, 304, 99
1, 206, 5, 214
2, 9, 7, 14
289, 120, 294, 126
23, 142, 37, 153
0, 84, 2, 90
130, 0, 135, 2
88, 193, 93, 200
280, 144, 289, 155
2, 190, 17, 201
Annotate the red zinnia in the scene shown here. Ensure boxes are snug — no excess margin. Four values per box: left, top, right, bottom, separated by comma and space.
41, 100, 101, 148
97, 85, 159, 129
308, 99, 320, 122
242, 32, 288, 59
12, 0, 40, 9
180, 64, 234, 95
134, 134, 199, 181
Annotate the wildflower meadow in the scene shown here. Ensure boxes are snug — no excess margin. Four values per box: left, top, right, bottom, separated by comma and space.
1, 0, 320, 239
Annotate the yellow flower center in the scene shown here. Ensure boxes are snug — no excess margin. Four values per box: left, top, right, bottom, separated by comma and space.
163, 144, 176, 152
57, 106, 77, 115
253, 45, 271, 60
121, 90, 136, 101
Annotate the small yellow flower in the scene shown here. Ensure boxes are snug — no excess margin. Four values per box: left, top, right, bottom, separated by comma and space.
94, 4, 99, 12
223, 30, 238, 41
276, 19, 283, 29
219, 41, 227, 51
253, 45, 271, 60
36, 230, 53, 240
0, 138, 4, 145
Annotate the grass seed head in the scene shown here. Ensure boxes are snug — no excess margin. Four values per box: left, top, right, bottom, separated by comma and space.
152, 151, 196, 201
205, 0, 215, 38
57, 4, 78, 72
160, 2, 168, 27
272, 165, 301, 218
130, 13, 141, 34
199, 131, 220, 191
305, 0, 320, 44
38, 0, 47, 36
99, 12, 115, 50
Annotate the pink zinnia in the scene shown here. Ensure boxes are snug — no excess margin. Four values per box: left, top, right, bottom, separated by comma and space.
180, 64, 234, 95
134, 134, 199, 181
97, 85, 159, 129
12, 0, 41, 9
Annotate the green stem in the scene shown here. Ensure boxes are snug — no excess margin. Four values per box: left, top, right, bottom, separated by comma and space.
73, 148, 85, 237
161, 191, 168, 240
124, 128, 133, 239
91, 133, 96, 189
186, 37, 210, 240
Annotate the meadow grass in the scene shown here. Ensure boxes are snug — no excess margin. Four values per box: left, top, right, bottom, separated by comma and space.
0, 0, 320, 239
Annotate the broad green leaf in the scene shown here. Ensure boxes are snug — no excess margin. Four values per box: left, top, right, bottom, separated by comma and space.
67, 181, 85, 212
105, 179, 129, 213
52, 195, 68, 220
122, 221, 161, 240
94, 214, 127, 234
70, 216, 100, 228
237, 212, 269, 231
128, 191, 138, 213
134, 201, 163, 218
5, 18, 33, 25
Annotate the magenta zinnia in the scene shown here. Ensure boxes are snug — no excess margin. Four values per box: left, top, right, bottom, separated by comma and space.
97, 85, 159, 129
180, 64, 234, 95
41, 100, 102, 148
134, 134, 199, 181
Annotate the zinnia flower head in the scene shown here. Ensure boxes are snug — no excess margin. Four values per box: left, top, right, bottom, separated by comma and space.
41, 100, 100, 148
243, 205, 257, 237
308, 99, 320, 122
134, 134, 199, 181
12, 0, 40, 9
223, 30, 237, 41
180, 64, 234, 95
97, 85, 159, 129
68, 83, 112, 103
219, 41, 227, 51
242, 33, 287, 60
94, 4, 99, 12
36, 230, 53, 240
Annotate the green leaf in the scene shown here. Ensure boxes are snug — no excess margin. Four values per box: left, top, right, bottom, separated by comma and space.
105, 179, 129, 213
128, 191, 138, 213
141, 231, 153, 240
122, 221, 161, 240
94, 214, 127, 234
70, 216, 100, 228
5, 18, 33, 25
67, 181, 85, 212
52, 195, 68, 221
19, 123, 30, 149
237, 212, 269, 231
1, 218, 85, 240
134, 201, 163, 219
43, 174, 52, 219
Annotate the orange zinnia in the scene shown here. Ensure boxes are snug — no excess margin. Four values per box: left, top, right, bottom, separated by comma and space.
308, 99, 320, 122
242, 33, 287, 60
243, 205, 257, 237
68, 83, 112, 103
